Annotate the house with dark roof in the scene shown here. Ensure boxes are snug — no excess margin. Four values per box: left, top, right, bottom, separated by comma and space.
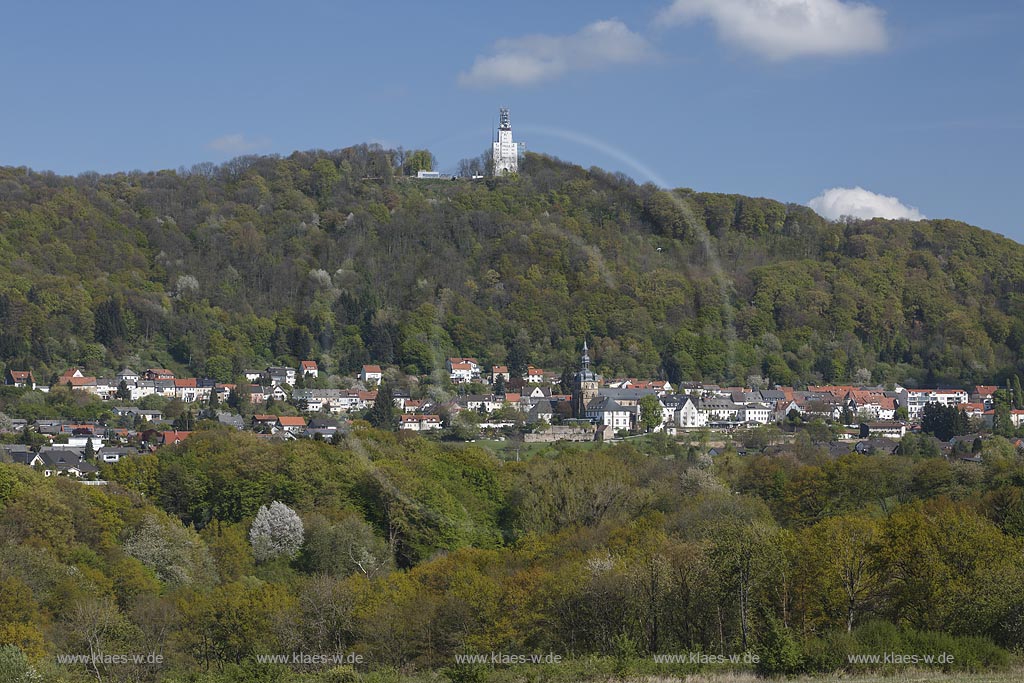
38, 449, 98, 478
5, 370, 36, 389
97, 447, 136, 464
216, 412, 246, 430
585, 396, 632, 432
0, 444, 41, 467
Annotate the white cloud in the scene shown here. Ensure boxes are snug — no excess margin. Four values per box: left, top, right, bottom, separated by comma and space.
808, 186, 925, 221
459, 19, 654, 87
657, 0, 888, 61
207, 133, 270, 154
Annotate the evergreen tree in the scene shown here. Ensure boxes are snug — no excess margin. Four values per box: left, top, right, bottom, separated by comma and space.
994, 404, 1015, 438
116, 380, 131, 401
1013, 375, 1023, 409
506, 334, 530, 378
367, 382, 396, 430
494, 374, 506, 396
559, 365, 574, 395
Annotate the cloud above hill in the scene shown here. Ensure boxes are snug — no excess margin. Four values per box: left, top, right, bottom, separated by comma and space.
207, 133, 271, 154
657, 0, 888, 61
808, 186, 925, 221
459, 19, 654, 87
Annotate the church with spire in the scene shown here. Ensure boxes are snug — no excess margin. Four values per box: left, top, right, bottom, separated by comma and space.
572, 339, 599, 419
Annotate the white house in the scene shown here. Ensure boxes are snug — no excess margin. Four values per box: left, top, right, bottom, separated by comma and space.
300, 360, 319, 379
901, 389, 969, 419
700, 398, 741, 422
524, 366, 545, 384
740, 403, 772, 424
586, 396, 631, 432
675, 397, 708, 429
448, 361, 475, 384
400, 414, 442, 431
360, 365, 383, 386
267, 366, 297, 387
861, 421, 907, 439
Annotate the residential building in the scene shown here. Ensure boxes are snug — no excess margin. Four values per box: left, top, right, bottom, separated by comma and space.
360, 365, 383, 386
400, 414, 442, 431
276, 416, 308, 434
901, 389, 969, 419
5, 370, 35, 389
267, 366, 297, 387
675, 396, 708, 429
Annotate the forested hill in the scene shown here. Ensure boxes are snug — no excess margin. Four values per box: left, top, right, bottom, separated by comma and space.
0, 146, 1021, 388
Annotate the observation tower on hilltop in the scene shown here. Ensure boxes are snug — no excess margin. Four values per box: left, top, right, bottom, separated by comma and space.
492, 107, 521, 175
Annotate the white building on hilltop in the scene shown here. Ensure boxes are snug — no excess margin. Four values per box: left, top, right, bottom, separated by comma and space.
492, 107, 521, 175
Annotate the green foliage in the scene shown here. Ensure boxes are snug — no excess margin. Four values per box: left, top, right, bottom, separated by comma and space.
921, 401, 971, 441
366, 382, 395, 430
0, 150, 1021, 394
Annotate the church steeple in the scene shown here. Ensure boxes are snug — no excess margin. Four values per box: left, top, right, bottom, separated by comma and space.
573, 337, 599, 419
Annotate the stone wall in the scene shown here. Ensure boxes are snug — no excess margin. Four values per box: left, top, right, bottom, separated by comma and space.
524, 425, 600, 443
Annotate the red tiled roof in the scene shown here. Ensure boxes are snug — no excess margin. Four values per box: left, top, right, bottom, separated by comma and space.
161, 431, 191, 444
277, 416, 307, 427
362, 365, 382, 373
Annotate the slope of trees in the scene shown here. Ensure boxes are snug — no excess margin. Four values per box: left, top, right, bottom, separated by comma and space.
2, 427, 1024, 680
1, 147, 1024, 388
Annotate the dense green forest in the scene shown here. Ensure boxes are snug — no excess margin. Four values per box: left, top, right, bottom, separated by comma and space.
1, 147, 1024, 387
3, 427, 1024, 682
5, 148, 1024, 681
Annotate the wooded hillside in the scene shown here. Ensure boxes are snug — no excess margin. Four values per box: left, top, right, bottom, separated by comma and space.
1, 147, 1022, 388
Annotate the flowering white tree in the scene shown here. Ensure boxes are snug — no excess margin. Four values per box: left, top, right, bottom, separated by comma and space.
122, 514, 216, 585
249, 501, 305, 562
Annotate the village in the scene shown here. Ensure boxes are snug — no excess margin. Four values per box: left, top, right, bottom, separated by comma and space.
0, 339, 1017, 480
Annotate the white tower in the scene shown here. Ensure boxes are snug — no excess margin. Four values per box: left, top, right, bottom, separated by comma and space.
492, 107, 520, 175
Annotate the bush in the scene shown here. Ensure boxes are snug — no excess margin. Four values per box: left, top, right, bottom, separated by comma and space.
799, 630, 857, 674
0, 645, 40, 682
443, 662, 487, 683
754, 609, 802, 676
317, 665, 360, 683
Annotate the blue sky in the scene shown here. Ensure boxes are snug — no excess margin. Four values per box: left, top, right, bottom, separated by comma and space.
2, 1, 1022, 238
